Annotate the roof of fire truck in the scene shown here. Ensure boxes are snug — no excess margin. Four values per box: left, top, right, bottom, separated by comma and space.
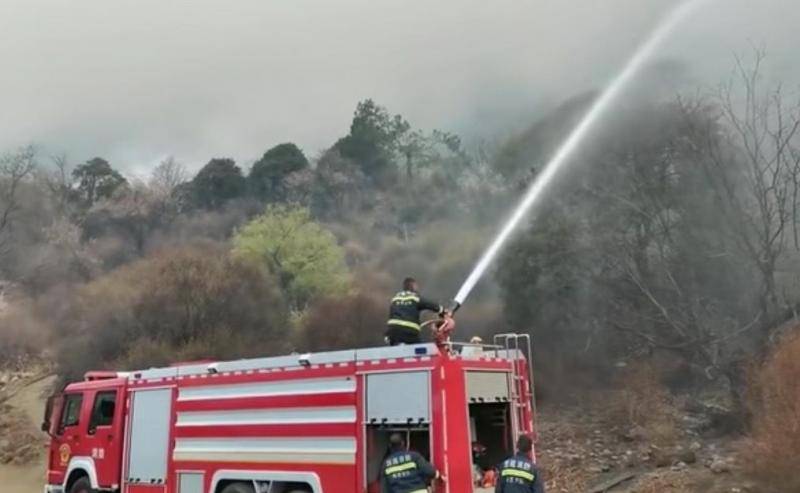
103, 341, 526, 384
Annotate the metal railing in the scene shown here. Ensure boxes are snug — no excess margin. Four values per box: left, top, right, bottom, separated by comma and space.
492, 333, 537, 439
445, 341, 503, 352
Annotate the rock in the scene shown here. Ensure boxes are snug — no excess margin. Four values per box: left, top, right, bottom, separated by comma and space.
654, 452, 672, 468
689, 441, 702, 452
623, 454, 638, 468
687, 401, 742, 436
738, 481, 758, 492
709, 457, 730, 474
671, 461, 688, 471
587, 473, 636, 493
621, 425, 647, 442
677, 449, 697, 464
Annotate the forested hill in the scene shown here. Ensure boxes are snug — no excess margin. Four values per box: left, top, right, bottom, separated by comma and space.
0, 51, 797, 392
2, 53, 800, 390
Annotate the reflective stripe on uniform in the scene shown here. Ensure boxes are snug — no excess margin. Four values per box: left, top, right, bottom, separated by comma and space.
385, 461, 418, 475
387, 319, 421, 331
408, 490, 428, 493
392, 295, 420, 303
502, 468, 535, 481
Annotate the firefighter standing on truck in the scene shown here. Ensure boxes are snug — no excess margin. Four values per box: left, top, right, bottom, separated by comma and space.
380, 433, 440, 493
495, 435, 545, 493
386, 277, 445, 345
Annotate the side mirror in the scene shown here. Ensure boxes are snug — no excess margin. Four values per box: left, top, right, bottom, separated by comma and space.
41, 395, 54, 434
41, 394, 63, 437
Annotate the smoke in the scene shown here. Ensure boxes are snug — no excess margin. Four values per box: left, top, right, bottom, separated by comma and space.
453, 0, 707, 306
0, 0, 798, 388
0, 0, 797, 172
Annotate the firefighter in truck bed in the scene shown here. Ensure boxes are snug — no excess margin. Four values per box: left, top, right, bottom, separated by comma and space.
380, 433, 442, 493
386, 277, 447, 345
496, 435, 546, 493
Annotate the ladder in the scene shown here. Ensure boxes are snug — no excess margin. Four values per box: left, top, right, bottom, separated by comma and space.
493, 333, 537, 440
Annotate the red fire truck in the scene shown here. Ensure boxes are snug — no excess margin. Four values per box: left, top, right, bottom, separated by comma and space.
41, 333, 536, 493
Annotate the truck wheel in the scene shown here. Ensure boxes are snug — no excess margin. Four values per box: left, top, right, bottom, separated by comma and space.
69, 477, 95, 493
220, 482, 255, 493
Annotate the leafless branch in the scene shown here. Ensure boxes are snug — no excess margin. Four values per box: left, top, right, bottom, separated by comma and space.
0, 145, 38, 254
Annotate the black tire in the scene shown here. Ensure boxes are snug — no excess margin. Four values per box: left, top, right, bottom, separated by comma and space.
69, 477, 94, 493
220, 482, 255, 493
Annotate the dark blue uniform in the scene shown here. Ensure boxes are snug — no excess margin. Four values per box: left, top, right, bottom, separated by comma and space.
386, 290, 443, 344
380, 449, 436, 493
495, 453, 545, 493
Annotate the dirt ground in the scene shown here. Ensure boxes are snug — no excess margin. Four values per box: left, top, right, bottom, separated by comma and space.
535, 402, 753, 493
0, 374, 55, 493
0, 462, 46, 493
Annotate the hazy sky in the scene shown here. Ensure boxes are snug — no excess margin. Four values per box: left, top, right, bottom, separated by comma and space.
1, 0, 798, 175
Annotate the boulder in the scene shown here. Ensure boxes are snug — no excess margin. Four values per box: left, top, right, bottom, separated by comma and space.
677, 449, 697, 464
708, 456, 730, 474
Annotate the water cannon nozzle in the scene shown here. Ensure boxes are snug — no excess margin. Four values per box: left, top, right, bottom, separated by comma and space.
448, 300, 461, 315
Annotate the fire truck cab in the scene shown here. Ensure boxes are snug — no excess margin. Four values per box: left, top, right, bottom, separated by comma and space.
42, 334, 536, 493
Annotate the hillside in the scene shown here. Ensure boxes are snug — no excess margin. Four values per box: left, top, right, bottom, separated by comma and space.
0, 371, 55, 493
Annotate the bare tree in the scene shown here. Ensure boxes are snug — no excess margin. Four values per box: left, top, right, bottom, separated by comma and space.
37, 153, 74, 216
90, 179, 171, 254
0, 145, 37, 256
722, 51, 798, 317
148, 156, 187, 199
681, 50, 800, 327
597, 137, 725, 370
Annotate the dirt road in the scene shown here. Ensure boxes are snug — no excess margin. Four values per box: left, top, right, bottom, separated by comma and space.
0, 463, 46, 493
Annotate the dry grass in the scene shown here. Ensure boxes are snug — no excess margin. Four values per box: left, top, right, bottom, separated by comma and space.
0, 403, 42, 465
606, 361, 681, 447
294, 292, 386, 352
634, 471, 690, 492
542, 462, 589, 493
742, 329, 800, 492
0, 299, 48, 368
